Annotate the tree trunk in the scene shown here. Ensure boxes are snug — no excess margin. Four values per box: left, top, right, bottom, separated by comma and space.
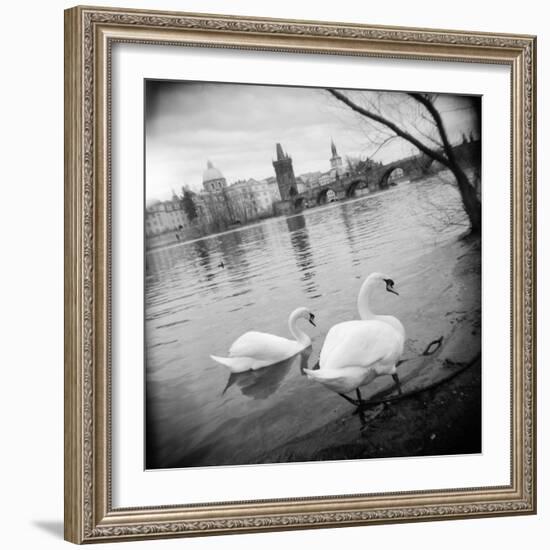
450, 165, 482, 235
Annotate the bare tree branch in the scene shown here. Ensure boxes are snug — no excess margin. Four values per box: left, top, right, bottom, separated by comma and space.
326, 88, 482, 234
368, 134, 399, 160
415, 113, 444, 149
327, 89, 450, 168
408, 93, 459, 167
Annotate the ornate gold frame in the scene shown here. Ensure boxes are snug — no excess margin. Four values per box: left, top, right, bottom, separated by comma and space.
64, 5, 537, 544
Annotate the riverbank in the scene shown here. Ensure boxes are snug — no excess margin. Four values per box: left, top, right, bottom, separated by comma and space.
258, 357, 481, 463
146, 184, 407, 253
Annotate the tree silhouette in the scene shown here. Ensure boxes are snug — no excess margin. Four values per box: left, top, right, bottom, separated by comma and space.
327, 89, 481, 235
181, 188, 198, 221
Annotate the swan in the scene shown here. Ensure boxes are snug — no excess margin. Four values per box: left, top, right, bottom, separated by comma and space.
304, 273, 405, 405
211, 307, 316, 373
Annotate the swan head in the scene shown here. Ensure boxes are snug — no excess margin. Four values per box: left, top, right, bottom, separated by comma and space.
367, 272, 399, 296
291, 307, 317, 327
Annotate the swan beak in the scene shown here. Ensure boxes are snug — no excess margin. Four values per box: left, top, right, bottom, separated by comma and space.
384, 278, 399, 296
308, 314, 317, 327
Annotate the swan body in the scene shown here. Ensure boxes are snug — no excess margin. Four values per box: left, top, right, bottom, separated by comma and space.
211, 307, 316, 373
305, 272, 405, 396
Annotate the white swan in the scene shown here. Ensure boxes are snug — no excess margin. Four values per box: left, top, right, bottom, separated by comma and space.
304, 273, 405, 404
211, 307, 316, 373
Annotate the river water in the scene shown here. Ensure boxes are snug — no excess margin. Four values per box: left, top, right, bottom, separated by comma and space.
145, 174, 476, 469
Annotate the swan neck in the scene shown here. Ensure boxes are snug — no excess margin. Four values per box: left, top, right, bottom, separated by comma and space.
358, 277, 377, 320
289, 313, 311, 347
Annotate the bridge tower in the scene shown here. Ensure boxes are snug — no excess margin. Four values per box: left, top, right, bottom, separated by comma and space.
272, 143, 298, 201
329, 138, 344, 177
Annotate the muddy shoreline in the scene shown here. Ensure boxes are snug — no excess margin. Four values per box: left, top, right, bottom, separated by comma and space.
258, 357, 481, 464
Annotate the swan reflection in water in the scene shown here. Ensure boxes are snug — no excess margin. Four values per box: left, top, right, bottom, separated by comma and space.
222, 347, 313, 400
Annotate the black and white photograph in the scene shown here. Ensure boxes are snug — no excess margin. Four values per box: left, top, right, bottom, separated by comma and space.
144, 80, 482, 470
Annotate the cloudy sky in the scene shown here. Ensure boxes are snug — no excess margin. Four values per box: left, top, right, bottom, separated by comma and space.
145, 80, 480, 201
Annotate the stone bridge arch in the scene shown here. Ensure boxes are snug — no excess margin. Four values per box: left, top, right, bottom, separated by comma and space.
378, 165, 406, 188
345, 179, 366, 198
293, 196, 306, 210
316, 187, 336, 205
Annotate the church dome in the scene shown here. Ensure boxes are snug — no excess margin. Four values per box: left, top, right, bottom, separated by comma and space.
202, 160, 224, 183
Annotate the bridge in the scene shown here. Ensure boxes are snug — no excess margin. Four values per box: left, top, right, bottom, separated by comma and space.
274, 140, 480, 214
290, 154, 433, 210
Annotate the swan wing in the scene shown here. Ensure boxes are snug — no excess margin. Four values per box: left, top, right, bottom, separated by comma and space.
210, 354, 273, 373
229, 331, 300, 361
320, 320, 402, 371
304, 366, 376, 394
319, 322, 352, 367
376, 315, 406, 339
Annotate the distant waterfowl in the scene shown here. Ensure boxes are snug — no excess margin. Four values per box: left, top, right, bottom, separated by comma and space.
211, 307, 316, 373
218, 261, 225, 268
304, 273, 405, 406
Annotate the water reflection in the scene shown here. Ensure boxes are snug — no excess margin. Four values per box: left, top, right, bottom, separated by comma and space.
286, 215, 319, 297
192, 239, 215, 284
338, 202, 361, 265
219, 227, 262, 290
222, 347, 313, 400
